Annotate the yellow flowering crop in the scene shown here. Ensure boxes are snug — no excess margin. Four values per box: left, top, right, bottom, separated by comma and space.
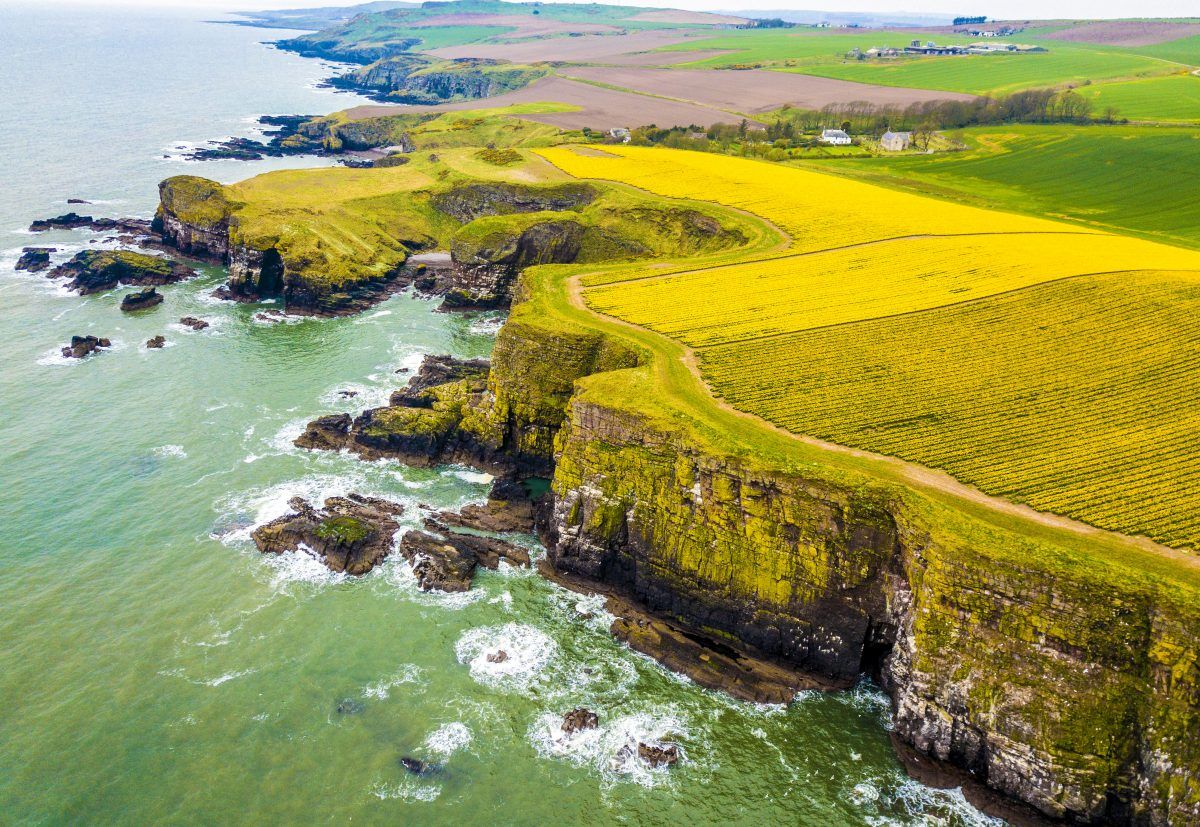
536, 145, 1200, 550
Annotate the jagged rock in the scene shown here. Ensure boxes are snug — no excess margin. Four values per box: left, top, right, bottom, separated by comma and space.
637, 743, 678, 768
251, 494, 403, 575
562, 708, 599, 734
389, 354, 490, 407
61, 335, 110, 359
30, 212, 93, 231
49, 250, 194, 294
16, 247, 53, 272
295, 413, 352, 451
338, 390, 359, 399
435, 477, 535, 534
398, 530, 479, 592
145, 335, 166, 349
120, 287, 163, 312
67, 198, 91, 204
179, 316, 209, 330
398, 529, 529, 592
486, 650, 509, 664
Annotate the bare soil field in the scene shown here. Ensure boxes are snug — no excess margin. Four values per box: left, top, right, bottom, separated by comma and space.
427, 29, 711, 62
412, 13, 621, 39
560, 67, 977, 113
627, 10, 748, 25
343, 75, 758, 130
1040, 20, 1200, 46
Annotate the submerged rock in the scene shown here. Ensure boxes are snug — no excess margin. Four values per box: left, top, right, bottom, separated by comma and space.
251, 494, 404, 575
335, 698, 365, 715
50, 250, 195, 295
486, 650, 509, 664
16, 247, 54, 272
61, 335, 111, 359
145, 335, 166, 349
561, 708, 599, 734
399, 757, 430, 775
120, 287, 163, 312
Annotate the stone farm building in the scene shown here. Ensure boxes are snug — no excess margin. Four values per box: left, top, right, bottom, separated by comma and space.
880, 131, 912, 151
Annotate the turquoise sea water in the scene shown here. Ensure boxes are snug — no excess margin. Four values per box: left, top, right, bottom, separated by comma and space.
0, 5, 1000, 824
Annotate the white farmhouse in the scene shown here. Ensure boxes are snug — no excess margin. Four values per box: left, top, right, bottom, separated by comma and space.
820, 128, 852, 145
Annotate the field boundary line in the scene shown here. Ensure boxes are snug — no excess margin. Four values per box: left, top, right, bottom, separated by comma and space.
684, 267, 1200, 349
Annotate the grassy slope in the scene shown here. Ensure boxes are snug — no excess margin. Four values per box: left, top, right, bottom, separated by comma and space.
799, 124, 1200, 251
1079, 72, 1200, 121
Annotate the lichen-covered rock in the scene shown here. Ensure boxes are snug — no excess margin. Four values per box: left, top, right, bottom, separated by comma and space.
50, 250, 194, 295
398, 527, 530, 592
156, 176, 237, 261
251, 494, 403, 575
295, 413, 353, 451
431, 183, 597, 224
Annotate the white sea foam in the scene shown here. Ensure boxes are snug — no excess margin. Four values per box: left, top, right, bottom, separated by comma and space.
528, 709, 687, 788
449, 467, 493, 485
423, 722, 472, 757
205, 668, 257, 687
455, 623, 557, 690
385, 557, 486, 610
370, 778, 441, 802
467, 313, 505, 336
363, 664, 424, 700
153, 444, 187, 459
318, 381, 390, 410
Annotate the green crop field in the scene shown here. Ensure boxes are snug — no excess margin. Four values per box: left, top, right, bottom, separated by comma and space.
1129, 34, 1200, 65
790, 45, 1177, 95
1081, 73, 1200, 121
698, 271, 1200, 549
657, 29, 971, 67
804, 125, 1200, 250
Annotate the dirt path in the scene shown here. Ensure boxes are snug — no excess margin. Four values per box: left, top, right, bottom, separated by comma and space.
563, 266, 1200, 573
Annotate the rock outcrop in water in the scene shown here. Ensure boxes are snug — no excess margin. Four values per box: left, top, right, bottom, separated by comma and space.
120, 287, 163, 312
397, 529, 529, 592
251, 494, 404, 575
50, 250, 194, 295
61, 335, 110, 359
16, 248, 53, 272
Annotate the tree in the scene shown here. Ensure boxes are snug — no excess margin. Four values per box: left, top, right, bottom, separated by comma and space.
840, 120, 852, 133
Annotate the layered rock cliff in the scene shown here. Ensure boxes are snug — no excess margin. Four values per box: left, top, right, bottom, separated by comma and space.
442, 296, 1200, 825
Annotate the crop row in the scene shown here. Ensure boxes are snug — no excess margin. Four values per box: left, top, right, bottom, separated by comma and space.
699, 271, 1200, 549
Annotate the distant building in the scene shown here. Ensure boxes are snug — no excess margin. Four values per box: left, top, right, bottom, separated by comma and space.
820, 129, 852, 145
880, 131, 912, 151
609, 127, 631, 143
905, 40, 966, 55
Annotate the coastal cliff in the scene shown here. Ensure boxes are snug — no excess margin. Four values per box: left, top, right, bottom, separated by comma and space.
426, 288, 1200, 824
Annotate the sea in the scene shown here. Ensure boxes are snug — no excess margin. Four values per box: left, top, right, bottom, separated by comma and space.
0, 4, 1001, 824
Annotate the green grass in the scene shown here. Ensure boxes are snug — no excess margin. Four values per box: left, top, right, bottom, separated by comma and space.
791, 45, 1176, 95
658, 29, 974, 68
1081, 72, 1200, 121
1129, 34, 1200, 66
801, 124, 1200, 250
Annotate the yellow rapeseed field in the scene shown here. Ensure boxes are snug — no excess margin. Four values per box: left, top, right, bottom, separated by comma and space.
537, 144, 1200, 550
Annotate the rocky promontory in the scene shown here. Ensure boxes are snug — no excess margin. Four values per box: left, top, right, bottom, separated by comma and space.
251, 494, 404, 575
398, 529, 530, 592
49, 250, 195, 295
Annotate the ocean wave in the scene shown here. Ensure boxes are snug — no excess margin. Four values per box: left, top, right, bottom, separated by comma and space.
423, 722, 473, 757
455, 623, 557, 690
153, 444, 187, 459
528, 709, 687, 788
363, 664, 424, 700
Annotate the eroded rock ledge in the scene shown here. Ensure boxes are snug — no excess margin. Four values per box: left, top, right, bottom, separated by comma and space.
252, 494, 404, 575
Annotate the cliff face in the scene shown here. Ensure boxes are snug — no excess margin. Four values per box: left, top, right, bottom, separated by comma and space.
156, 176, 234, 262
472, 310, 1200, 825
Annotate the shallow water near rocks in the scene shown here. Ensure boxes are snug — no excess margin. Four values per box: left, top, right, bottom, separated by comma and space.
0, 5, 999, 824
